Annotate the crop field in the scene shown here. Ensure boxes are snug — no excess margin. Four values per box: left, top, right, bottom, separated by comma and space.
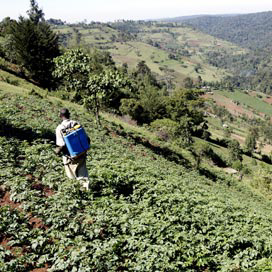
1, 77, 272, 271
216, 89, 272, 117
52, 23, 242, 84
205, 92, 256, 119
203, 90, 272, 154
53, 26, 74, 35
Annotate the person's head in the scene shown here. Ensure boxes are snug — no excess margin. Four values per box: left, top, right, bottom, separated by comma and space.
59, 108, 70, 120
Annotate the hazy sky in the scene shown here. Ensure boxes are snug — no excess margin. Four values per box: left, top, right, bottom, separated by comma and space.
1, 0, 272, 22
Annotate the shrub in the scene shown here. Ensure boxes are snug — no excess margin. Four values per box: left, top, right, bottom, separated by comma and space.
231, 160, 243, 171
150, 118, 179, 141
3, 76, 19, 86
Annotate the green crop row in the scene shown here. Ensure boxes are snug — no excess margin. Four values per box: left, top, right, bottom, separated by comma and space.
1, 92, 272, 271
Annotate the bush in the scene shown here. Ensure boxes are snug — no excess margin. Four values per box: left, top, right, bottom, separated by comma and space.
28, 89, 43, 99
231, 160, 243, 171
2, 76, 19, 86
228, 139, 243, 163
150, 118, 179, 141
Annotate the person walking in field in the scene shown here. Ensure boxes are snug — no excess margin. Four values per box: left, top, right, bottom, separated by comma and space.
55, 108, 90, 190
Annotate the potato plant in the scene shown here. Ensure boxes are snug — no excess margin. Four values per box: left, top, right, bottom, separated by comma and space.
1, 92, 272, 271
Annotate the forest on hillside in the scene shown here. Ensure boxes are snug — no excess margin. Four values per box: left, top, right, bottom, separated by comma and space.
182, 12, 272, 52
179, 12, 272, 92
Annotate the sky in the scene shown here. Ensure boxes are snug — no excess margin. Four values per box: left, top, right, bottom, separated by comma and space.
1, 0, 272, 23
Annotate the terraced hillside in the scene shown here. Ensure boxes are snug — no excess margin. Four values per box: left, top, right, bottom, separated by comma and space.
203, 88, 272, 155
1, 73, 272, 271
53, 22, 246, 86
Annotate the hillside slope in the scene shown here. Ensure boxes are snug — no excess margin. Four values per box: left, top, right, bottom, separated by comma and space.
178, 11, 272, 52
53, 22, 246, 85
160, 12, 272, 92
1, 73, 272, 271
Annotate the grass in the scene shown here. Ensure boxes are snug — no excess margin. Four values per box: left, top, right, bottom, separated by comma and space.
0, 70, 44, 93
217, 89, 272, 116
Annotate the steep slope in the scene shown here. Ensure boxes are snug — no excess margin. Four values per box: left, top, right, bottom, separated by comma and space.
1, 73, 272, 271
163, 12, 272, 92
178, 11, 272, 52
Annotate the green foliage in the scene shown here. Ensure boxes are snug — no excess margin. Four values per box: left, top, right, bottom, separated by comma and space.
27, 0, 45, 24
1, 89, 272, 271
228, 139, 243, 162
192, 141, 211, 168
132, 60, 159, 87
53, 48, 121, 108
85, 69, 130, 125
165, 88, 205, 145
121, 84, 167, 125
1, 76, 19, 86
244, 132, 257, 156
167, 89, 204, 124
88, 48, 116, 71
183, 77, 194, 89
250, 167, 272, 197
9, 15, 60, 88
192, 141, 226, 168
231, 160, 243, 171
0, 34, 17, 63
150, 118, 179, 141
53, 49, 91, 95
121, 85, 205, 145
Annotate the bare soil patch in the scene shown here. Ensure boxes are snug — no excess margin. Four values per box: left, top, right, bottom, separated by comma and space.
0, 191, 22, 210
264, 96, 272, 104
204, 93, 254, 118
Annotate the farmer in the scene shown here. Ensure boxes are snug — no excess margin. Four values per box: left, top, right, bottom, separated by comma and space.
55, 108, 89, 190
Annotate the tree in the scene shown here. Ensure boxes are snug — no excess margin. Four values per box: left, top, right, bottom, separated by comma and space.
0, 17, 16, 36
85, 69, 129, 126
165, 89, 205, 146
53, 49, 91, 97
132, 60, 159, 87
9, 0, 59, 88
27, 0, 44, 24
244, 132, 257, 156
0, 18, 17, 61
228, 139, 243, 162
120, 86, 167, 125
166, 89, 204, 127
194, 63, 202, 73
88, 49, 115, 71
184, 77, 194, 89
196, 76, 203, 88
193, 142, 211, 169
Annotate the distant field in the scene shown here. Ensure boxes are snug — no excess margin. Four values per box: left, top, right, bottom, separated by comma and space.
51, 23, 248, 85
204, 88, 272, 155
216, 89, 272, 117
54, 26, 72, 34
